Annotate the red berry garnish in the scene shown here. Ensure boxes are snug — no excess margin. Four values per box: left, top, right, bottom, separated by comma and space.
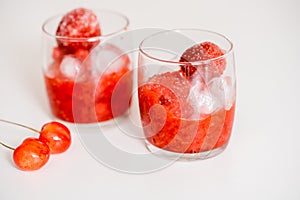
179, 42, 226, 78
13, 138, 50, 171
56, 7, 101, 53
39, 122, 71, 154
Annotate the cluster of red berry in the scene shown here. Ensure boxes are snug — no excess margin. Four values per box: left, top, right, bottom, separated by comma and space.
0, 119, 71, 171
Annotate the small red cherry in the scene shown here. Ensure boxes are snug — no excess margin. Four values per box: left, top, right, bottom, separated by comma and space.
13, 138, 50, 171
39, 122, 71, 154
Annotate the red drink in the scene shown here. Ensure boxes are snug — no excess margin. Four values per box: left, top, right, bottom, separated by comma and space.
42, 8, 131, 123
44, 48, 132, 123
138, 71, 235, 153
138, 29, 236, 159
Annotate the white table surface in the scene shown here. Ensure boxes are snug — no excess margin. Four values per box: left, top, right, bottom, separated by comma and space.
0, 0, 299, 199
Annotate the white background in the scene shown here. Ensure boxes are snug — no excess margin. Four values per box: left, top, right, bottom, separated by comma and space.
0, 0, 300, 199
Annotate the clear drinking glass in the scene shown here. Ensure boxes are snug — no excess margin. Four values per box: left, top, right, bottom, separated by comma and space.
138, 29, 236, 160
42, 9, 132, 124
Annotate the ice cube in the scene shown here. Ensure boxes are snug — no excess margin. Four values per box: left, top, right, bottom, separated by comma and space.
188, 79, 222, 118
207, 76, 235, 110
60, 55, 81, 78
90, 43, 129, 75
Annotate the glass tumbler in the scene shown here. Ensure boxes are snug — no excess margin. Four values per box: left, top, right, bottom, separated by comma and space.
42, 9, 132, 124
138, 29, 236, 160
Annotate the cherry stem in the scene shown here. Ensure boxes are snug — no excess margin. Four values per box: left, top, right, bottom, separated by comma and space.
0, 141, 15, 151
0, 119, 40, 134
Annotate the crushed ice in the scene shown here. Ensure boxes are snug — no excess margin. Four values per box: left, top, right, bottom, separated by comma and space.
188, 76, 235, 117
59, 55, 81, 78
89, 43, 128, 75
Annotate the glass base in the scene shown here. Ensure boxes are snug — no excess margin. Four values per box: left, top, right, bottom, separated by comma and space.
145, 140, 228, 161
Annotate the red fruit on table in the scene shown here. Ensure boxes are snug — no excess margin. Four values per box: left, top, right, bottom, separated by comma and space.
39, 121, 71, 154
13, 138, 50, 171
179, 42, 226, 79
56, 7, 101, 52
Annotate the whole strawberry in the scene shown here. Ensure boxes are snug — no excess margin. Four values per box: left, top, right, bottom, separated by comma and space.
179, 42, 226, 79
56, 7, 101, 53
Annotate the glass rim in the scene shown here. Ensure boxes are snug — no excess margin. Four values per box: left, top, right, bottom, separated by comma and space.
42, 9, 130, 41
139, 28, 234, 65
